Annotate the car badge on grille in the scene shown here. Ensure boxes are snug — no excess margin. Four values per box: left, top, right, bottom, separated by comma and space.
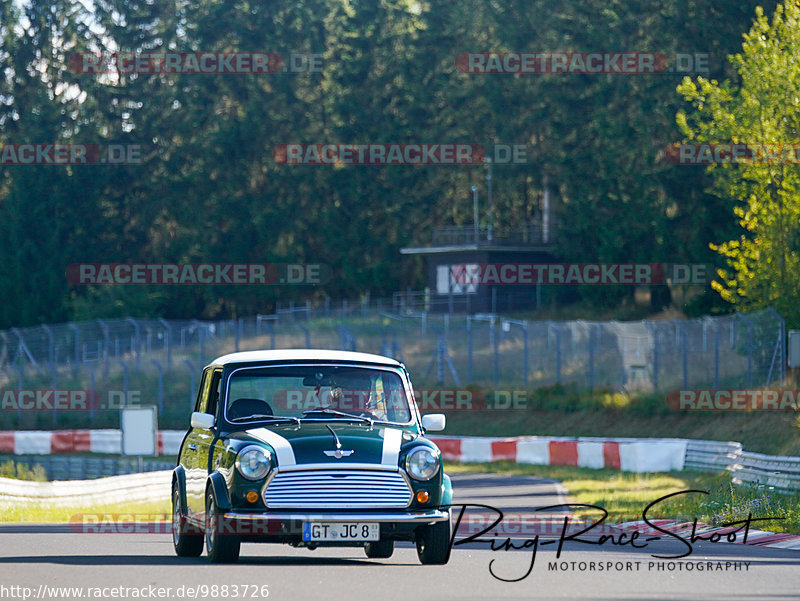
324, 449, 354, 459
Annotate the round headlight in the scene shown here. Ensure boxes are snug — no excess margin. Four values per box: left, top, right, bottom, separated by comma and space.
405, 447, 440, 480
235, 446, 271, 480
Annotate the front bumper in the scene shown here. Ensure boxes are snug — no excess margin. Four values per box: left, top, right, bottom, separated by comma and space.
209, 509, 449, 542
225, 509, 449, 523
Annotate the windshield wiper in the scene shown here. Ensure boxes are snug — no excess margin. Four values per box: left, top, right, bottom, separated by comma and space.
229, 414, 300, 425
301, 408, 373, 425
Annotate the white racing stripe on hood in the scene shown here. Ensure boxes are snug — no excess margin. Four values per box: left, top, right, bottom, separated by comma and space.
247, 428, 296, 466
381, 427, 403, 466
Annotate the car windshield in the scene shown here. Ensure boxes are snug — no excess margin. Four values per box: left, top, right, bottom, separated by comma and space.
225, 365, 413, 424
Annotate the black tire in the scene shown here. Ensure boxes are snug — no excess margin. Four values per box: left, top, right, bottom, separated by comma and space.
416, 516, 451, 565
172, 484, 203, 557
205, 490, 241, 563
364, 539, 394, 559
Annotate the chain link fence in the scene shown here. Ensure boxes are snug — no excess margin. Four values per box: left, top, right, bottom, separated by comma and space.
0, 304, 786, 430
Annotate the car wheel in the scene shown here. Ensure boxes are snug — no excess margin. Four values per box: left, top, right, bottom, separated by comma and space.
205, 490, 241, 563
415, 517, 451, 565
172, 484, 203, 557
364, 539, 394, 559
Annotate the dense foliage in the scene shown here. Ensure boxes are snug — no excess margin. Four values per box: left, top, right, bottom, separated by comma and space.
678, 0, 800, 326
0, 0, 780, 326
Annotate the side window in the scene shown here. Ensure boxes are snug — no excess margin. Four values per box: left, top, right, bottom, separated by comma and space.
194, 368, 213, 413
207, 370, 222, 418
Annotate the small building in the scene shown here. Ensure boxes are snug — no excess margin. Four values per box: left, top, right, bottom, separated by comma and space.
400, 223, 556, 313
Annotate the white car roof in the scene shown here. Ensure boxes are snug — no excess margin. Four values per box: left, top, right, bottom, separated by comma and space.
209, 349, 403, 368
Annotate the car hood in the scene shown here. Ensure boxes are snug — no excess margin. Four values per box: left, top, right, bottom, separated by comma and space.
231, 422, 411, 467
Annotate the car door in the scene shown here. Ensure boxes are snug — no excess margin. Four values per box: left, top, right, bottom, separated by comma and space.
186, 367, 213, 516
197, 368, 222, 485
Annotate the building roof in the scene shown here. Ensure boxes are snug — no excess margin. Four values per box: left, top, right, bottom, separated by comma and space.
400, 244, 553, 255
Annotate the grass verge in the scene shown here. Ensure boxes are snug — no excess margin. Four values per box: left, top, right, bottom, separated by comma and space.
446, 461, 800, 534
0, 500, 170, 523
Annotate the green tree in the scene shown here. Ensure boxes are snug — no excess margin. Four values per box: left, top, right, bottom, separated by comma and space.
677, 0, 800, 325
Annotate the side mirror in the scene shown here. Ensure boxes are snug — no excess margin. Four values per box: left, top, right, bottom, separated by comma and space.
421, 413, 446, 432
191, 412, 215, 429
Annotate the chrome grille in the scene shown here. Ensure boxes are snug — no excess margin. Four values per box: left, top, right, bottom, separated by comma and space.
263, 468, 412, 509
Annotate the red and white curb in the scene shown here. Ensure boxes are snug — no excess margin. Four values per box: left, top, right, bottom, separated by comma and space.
430, 435, 687, 473
616, 520, 800, 551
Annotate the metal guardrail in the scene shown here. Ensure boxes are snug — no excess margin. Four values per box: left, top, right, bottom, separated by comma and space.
0, 455, 174, 481
731, 452, 800, 492
684, 440, 800, 492
683, 440, 743, 471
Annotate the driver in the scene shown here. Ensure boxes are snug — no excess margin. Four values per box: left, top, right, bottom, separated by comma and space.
324, 380, 387, 420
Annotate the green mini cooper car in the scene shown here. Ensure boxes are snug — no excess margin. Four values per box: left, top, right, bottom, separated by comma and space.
172, 349, 453, 564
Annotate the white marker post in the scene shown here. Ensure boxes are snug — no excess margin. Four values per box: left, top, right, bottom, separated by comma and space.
121, 406, 158, 473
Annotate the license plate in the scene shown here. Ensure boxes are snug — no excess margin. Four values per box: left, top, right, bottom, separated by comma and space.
302, 522, 380, 542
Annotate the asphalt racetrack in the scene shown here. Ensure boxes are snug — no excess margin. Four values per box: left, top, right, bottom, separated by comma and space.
0, 473, 797, 601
